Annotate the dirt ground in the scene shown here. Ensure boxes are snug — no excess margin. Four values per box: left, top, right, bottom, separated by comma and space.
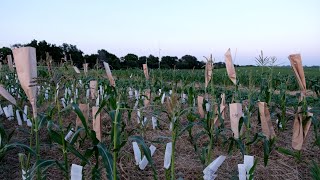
0, 97, 319, 180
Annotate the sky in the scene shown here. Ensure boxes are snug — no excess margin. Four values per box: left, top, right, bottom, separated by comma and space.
0, 0, 319, 65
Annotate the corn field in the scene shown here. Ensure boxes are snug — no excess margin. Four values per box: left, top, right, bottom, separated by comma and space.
0, 47, 320, 180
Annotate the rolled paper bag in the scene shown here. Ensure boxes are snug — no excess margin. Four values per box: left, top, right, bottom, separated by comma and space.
23, 105, 28, 121
229, 103, 242, 139
238, 164, 246, 180
161, 93, 166, 104
0, 85, 17, 105
132, 142, 141, 165
244, 155, 254, 176
92, 106, 102, 141
26, 119, 32, 127
143, 89, 151, 107
89, 80, 97, 100
288, 54, 306, 96
7, 55, 14, 72
152, 116, 157, 129
13, 47, 38, 119
0, 105, 3, 115
76, 103, 89, 131
0, 62, 2, 70
164, 142, 172, 169
8, 105, 14, 120
258, 102, 276, 139
65, 128, 75, 142
203, 155, 226, 177
139, 145, 156, 170
71, 164, 83, 180
143, 64, 149, 80
205, 54, 213, 88
83, 63, 88, 75
3, 106, 10, 119
225, 48, 237, 85
103, 62, 115, 87
16, 110, 23, 126
73, 66, 80, 74
198, 96, 205, 118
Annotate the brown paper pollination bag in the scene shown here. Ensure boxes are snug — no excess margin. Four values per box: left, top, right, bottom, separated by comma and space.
83, 63, 88, 75
258, 102, 276, 140
224, 48, 237, 85
288, 54, 312, 150
89, 80, 98, 100
205, 55, 213, 88
92, 106, 101, 141
13, 47, 38, 118
143, 64, 149, 80
144, 89, 151, 107
103, 62, 115, 87
7, 55, 14, 72
229, 103, 242, 139
0, 85, 17, 105
76, 103, 89, 131
197, 96, 205, 118
289, 54, 306, 96
214, 93, 226, 125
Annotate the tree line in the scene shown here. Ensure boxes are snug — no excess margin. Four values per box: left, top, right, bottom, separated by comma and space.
0, 39, 228, 69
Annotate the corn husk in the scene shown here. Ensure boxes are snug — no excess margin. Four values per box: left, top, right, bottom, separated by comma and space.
13, 47, 37, 118
224, 48, 237, 85
258, 102, 276, 140
89, 80, 97, 100
0, 85, 16, 105
92, 106, 101, 141
143, 89, 151, 107
197, 96, 205, 118
103, 62, 115, 87
143, 64, 149, 80
7, 55, 14, 72
288, 54, 312, 150
76, 103, 89, 131
229, 103, 242, 139
205, 55, 213, 88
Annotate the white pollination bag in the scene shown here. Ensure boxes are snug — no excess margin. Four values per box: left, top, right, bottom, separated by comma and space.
164, 142, 172, 169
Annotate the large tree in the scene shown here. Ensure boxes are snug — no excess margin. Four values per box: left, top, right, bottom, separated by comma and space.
97, 49, 121, 70
0, 47, 12, 62
161, 56, 178, 69
121, 53, 139, 69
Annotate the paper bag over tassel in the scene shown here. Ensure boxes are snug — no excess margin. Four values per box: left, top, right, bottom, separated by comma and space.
0, 85, 17, 105
7, 55, 14, 72
225, 49, 237, 85
198, 96, 205, 118
92, 106, 101, 141
89, 80, 98, 100
13, 47, 38, 118
258, 102, 276, 139
144, 89, 151, 107
214, 93, 226, 125
76, 103, 89, 130
103, 62, 115, 87
205, 55, 213, 88
229, 103, 242, 139
289, 54, 312, 150
83, 63, 88, 75
143, 64, 149, 80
